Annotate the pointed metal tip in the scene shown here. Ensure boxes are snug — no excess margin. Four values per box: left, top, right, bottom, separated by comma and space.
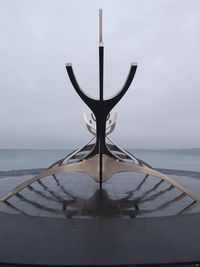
99, 9, 103, 43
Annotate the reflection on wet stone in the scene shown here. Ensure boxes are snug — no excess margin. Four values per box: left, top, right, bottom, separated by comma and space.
0, 172, 199, 218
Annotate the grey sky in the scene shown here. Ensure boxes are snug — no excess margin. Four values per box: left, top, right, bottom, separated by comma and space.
0, 0, 199, 149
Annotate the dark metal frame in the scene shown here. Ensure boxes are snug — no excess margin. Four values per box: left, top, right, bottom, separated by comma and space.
66, 11, 137, 193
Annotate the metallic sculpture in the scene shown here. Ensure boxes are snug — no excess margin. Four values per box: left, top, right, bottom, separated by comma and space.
2, 174, 197, 218
1, 9, 199, 210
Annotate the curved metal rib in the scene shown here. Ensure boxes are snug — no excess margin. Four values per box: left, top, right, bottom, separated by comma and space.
0, 163, 87, 202
106, 136, 139, 164
84, 112, 117, 136
1, 155, 199, 203
66, 64, 97, 109
67, 63, 137, 115
105, 63, 137, 112
112, 161, 199, 202
47, 136, 95, 169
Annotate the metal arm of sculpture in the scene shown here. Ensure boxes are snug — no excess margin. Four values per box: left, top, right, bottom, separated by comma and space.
66, 63, 137, 152
66, 27, 137, 193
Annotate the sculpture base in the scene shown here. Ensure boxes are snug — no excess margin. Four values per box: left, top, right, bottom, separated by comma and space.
1, 212, 200, 266
0, 169, 200, 266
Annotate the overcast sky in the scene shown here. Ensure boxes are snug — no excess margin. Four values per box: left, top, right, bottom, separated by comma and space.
0, 0, 199, 149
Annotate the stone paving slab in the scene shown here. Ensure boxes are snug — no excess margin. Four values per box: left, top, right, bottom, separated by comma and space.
0, 213, 200, 266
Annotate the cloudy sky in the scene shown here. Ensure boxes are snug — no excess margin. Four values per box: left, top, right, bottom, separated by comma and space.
0, 0, 199, 149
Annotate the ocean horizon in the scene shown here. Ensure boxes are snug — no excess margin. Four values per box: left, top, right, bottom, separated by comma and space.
0, 148, 199, 172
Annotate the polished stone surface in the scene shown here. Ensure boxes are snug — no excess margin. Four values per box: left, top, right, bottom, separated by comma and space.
1, 212, 200, 266
0, 170, 200, 218
1, 170, 200, 266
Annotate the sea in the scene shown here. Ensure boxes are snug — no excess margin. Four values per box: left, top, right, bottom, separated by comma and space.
0, 148, 199, 172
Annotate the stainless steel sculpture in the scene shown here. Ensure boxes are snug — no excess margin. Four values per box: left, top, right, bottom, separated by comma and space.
1, 9, 199, 209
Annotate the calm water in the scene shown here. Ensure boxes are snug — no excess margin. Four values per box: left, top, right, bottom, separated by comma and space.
0, 148, 199, 172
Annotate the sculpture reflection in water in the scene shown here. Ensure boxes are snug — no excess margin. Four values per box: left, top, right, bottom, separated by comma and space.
0, 9, 199, 216
2, 173, 196, 218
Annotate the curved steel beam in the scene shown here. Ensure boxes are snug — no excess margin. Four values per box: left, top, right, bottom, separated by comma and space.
105, 63, 137, 112
66, 64, 137, 115
66, 64, 97, 110
1, 155, 199, 203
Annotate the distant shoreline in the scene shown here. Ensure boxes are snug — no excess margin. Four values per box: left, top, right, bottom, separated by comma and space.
0, 148, 200, 151
0, 168, 200, 179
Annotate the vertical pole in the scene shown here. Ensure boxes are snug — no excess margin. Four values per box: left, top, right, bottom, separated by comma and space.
99, 9, 103, 44
99, 9, 104, 101
99, 9, 104, 215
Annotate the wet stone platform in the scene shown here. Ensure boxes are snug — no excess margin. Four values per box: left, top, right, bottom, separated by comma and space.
1, 170, 200, 266
0, 170, 200, 218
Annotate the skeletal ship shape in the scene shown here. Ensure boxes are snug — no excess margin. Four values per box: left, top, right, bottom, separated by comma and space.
1, 10, 199, 213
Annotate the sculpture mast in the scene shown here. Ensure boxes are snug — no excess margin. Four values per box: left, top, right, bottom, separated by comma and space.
99, 9, 104, 195
65, 9, 137, 199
